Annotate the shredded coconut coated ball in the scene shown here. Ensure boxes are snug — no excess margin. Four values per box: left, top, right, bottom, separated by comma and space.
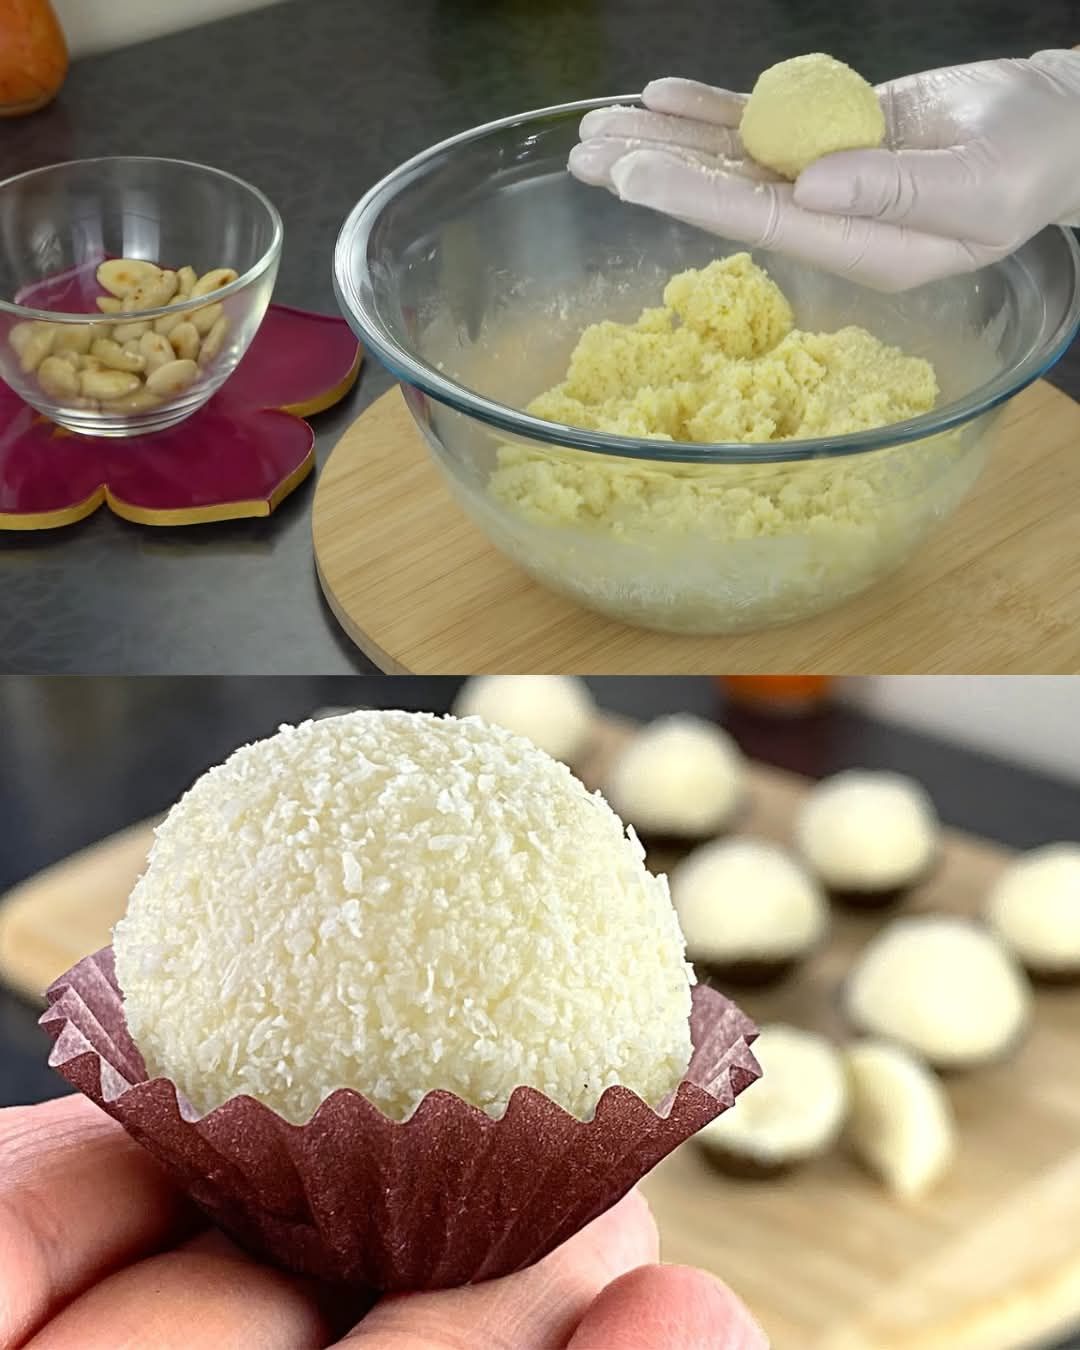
796, 770, 938, 891
452, 675, 596, 764
113, 710, 694, 1125
985, 844, 1080, 973
672, 838, 828, 962
602, 714, 745, 838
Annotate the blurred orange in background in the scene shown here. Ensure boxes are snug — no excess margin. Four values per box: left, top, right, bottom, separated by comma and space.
0, 0, 68, 117
719, 676, 832, 714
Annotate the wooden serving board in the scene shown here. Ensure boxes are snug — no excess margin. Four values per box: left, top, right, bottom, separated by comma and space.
2, 716, 1080, 1349
312, 379, 1080, 674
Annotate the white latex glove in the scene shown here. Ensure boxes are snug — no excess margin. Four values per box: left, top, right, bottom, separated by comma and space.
569, 53, 1080, 292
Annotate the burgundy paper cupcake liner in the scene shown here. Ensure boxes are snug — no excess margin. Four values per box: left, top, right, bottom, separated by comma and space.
41, 947, 759, 1292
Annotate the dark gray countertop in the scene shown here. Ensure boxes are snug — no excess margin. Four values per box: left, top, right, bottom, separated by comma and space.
2, 676, 1080, 1347
1, 0, 1078, 674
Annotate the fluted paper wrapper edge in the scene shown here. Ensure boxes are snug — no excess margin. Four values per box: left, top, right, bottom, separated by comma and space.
41, 947, 759, 1290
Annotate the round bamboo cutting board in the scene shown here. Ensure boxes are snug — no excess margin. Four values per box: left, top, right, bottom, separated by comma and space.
312, 379, 1080, 674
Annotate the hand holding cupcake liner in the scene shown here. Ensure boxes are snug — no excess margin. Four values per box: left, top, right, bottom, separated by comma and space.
43, 949, 758, 1290
40, 709, 760, 1291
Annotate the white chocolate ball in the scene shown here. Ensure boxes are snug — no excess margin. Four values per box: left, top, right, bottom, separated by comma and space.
985, 843, 1080, 973
796, 770, 938, 892
672, 838, 827, 962
453, 675, 595, 765
698, 1024, 848, 1165
113, 710, 693, 1125
845, 916, 1031, 1069
844, 1039, 955, 1198
602, 715, 745, 838
740, 53, 885, 180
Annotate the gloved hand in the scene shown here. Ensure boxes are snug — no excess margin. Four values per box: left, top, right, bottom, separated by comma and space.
569, 53, 1080, 291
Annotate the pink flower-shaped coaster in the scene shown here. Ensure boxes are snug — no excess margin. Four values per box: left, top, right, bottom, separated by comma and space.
0, 306, 362, 530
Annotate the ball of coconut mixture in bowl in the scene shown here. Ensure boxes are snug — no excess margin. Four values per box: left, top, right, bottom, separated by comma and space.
740, 53, 886, 180
112, 710, 694, 1124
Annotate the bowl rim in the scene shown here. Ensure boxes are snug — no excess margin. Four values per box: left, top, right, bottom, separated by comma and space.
334, 96, 1080, 465
0, 155, 284, 325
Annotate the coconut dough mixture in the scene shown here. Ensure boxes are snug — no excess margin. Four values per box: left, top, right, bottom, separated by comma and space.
477, 253, 970, 634
516, 254, 935, 446
489, 254, 939, 541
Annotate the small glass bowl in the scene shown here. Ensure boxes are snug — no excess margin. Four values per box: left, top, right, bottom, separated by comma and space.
0, 156, 283, 437
335, 99, 1080, 636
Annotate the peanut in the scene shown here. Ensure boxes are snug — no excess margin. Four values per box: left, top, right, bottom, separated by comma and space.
112, 320, 151, 344
169, 321, 200, 362
8, 318, 33, 356
153, 310, 187, 338
8, 322, 33, 358
97, 258, 163, 298
126, 270, 178, 312
191, 267, 238, 298
41, 254, 245, 417
198, 314, 229, 366
139, 331, 175, 374
91, 338, 146, 374
100, 388, 164, 414
146, 358, 198, 397
10, 321, 56, 372
190, 301, 223, 337
37, 355, 81, 399
80, 368, 141, 400
52, 325, 94, 355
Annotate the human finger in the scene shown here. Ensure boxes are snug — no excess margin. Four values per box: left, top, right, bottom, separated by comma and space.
579, 106, 743, 159
570, 138, 761, 190
28, 1228, 353, 1350
566, 1263, 768, 1349
642, 77, 748, 127
0, 1095, 199, 1347
337, 1188, 659, 1350
609, 147, 991, 291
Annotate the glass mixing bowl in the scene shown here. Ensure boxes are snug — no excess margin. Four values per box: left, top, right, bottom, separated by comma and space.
0, 157, 282, 437
335, 99, 1080, 635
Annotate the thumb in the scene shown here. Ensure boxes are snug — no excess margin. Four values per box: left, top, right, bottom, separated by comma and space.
567, 1265, 769, 1349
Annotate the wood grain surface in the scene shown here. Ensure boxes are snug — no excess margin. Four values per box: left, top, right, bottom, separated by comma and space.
2, 717, 1078, 1348
312, 379, 1080, 674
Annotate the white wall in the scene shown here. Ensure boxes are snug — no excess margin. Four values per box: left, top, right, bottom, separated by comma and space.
840, 678, 1080, 785
54, 0, 289, 59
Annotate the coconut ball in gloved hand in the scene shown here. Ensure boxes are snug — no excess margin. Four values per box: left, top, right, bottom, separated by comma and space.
570, 50, 1080, 291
